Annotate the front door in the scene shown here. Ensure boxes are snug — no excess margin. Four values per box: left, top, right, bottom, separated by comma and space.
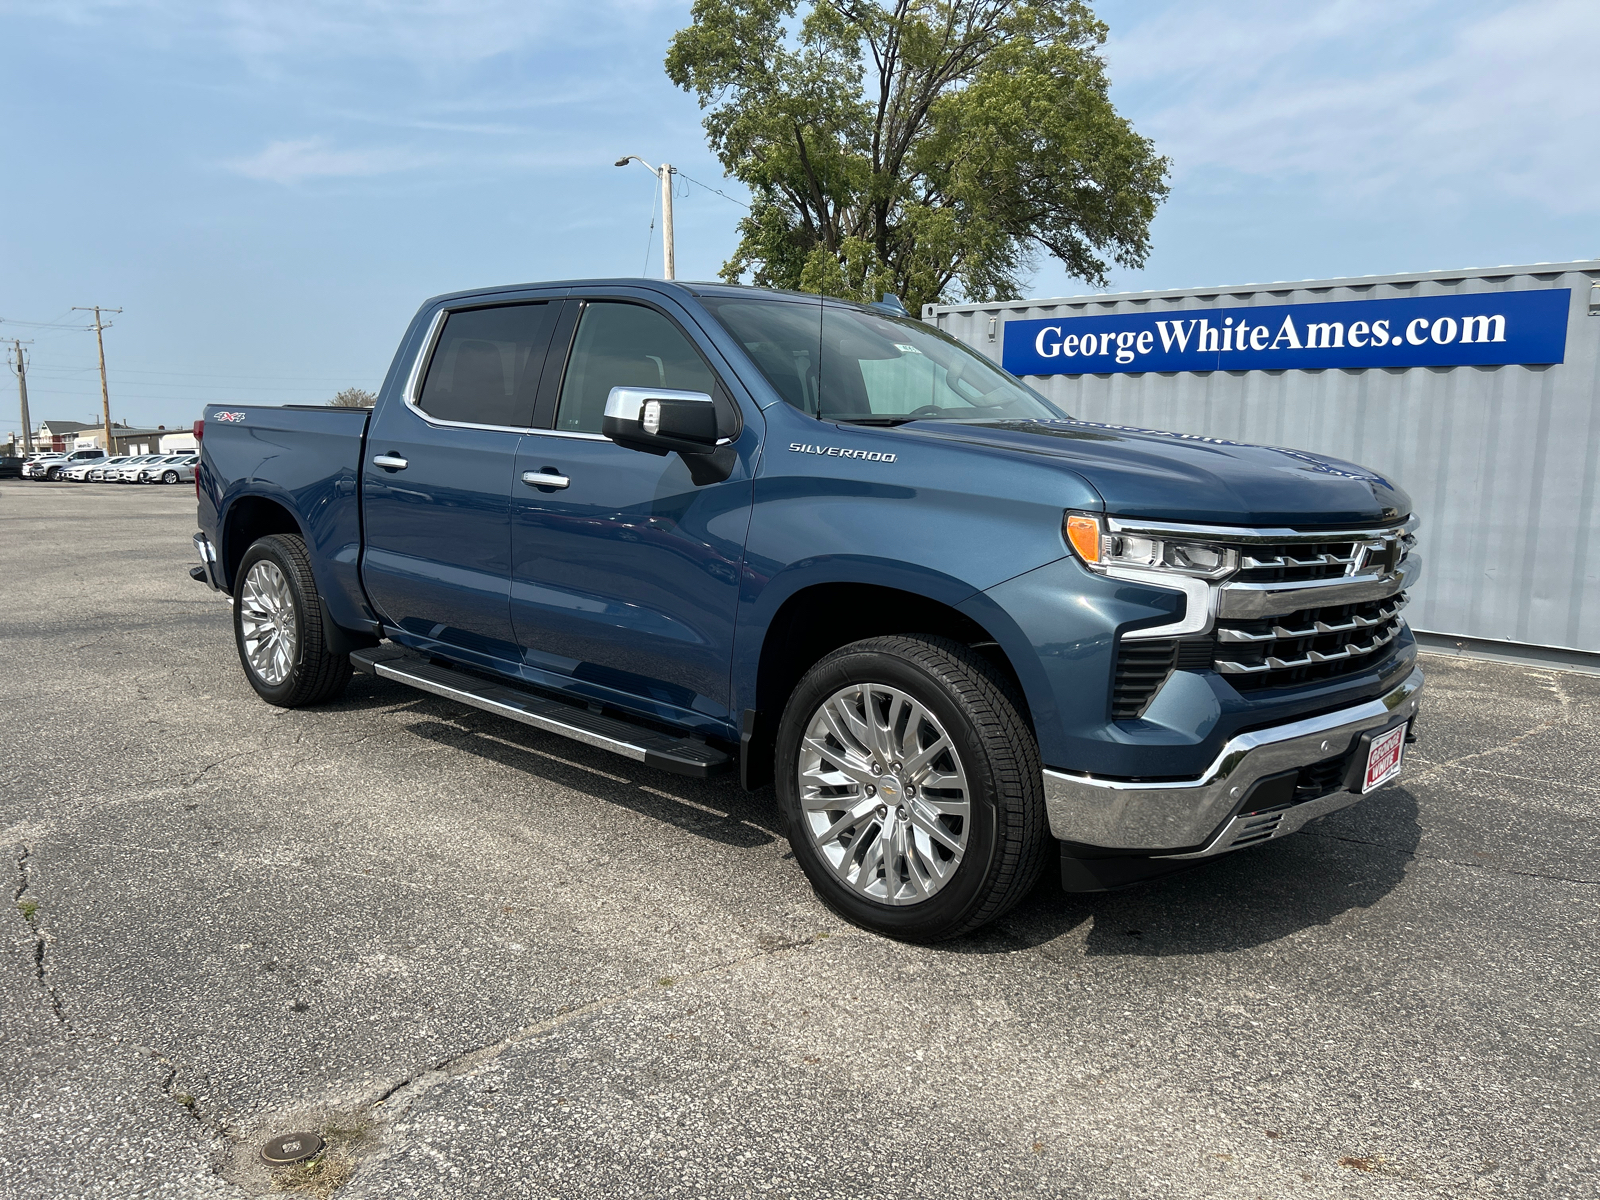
509, 297, 756, 730
362, 300, 558, 666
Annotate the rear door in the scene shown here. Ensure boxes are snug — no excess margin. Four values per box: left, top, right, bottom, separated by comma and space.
361, 299, 559, 667
508, 294, 758, 730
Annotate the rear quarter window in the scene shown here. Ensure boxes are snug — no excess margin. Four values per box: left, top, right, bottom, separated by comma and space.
416, 303, 555, 428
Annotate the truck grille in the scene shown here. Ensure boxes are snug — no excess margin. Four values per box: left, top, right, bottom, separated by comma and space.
1108, 518, 1417, 718
1232, 527, 1417, 585
1112, 594, 1408, 715
1212, 594, 1408, 689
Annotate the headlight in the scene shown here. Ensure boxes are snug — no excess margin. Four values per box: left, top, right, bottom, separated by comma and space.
1064, 512, 1237, 579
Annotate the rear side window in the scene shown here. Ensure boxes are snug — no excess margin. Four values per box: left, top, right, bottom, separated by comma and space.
554, 302, 719, 433
416, 303, 555, 428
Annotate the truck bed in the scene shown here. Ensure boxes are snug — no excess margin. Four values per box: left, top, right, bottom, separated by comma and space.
197, 403, 372, 632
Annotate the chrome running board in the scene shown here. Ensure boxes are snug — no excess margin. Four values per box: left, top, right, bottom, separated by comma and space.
350, 645, 731, 778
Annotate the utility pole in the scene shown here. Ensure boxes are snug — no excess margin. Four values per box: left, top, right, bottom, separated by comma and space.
73, 306, 121, 453
660, 163, 675, 281
614, 155, 676, 280
7, 339, 33, 454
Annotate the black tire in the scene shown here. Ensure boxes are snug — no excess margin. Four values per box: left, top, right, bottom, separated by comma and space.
162, 470, 179, 484
775, 635, 1049, 942
46, 466, 61, 481
233, 534, 351, 707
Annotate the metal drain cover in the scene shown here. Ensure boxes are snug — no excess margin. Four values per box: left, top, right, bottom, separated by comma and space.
261, 1132, 323, 1166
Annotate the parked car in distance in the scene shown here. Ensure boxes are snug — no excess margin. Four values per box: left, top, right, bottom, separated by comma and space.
22, 454, 67, 479
86, 456, 135, 481
62, 455, 121, 481
111, 455, 166, 482
26, 449, 105, 480
0, 455, 24, 479
139, 455, 199, 484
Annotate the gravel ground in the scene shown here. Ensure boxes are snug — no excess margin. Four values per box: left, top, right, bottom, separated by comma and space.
2, 482, 1596, 1199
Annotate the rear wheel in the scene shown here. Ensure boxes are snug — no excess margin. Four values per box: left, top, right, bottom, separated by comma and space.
162, 470, 179, 484
233, 534, 351, 707
775, 635, 1048, 941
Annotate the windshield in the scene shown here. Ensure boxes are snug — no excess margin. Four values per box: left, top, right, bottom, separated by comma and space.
703, 298, 1062, 424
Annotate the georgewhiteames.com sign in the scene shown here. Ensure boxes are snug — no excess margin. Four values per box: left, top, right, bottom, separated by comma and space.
1001, 288, 1570, 377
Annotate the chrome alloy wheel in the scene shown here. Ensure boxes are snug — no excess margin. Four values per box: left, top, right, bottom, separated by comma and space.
797, 683, 971, 905
239, 560, 298, 686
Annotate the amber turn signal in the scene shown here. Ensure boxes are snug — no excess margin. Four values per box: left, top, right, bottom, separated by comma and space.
1064, 513, 1102, 563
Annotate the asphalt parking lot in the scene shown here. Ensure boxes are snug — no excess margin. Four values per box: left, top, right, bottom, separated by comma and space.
2, 482, 1596, 1199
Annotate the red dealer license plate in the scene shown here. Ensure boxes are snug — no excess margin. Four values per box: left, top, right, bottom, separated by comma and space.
1362, 725, 1406, 792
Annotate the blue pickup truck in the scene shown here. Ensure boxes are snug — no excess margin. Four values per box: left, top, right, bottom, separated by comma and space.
193, 279, 1422, 940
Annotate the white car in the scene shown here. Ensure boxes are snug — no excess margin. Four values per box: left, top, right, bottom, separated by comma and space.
138, 455, 199, 484
63, 455, 127, 481
87, 456, 136, 481
109, 454, 168, 482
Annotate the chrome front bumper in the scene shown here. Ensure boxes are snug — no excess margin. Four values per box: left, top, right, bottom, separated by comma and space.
1042, 667, 1423, 857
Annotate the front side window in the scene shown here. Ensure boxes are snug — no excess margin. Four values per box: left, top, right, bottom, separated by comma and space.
555, 302, 719, 433
416, 302, 554, 428
704, 298, 1062, 424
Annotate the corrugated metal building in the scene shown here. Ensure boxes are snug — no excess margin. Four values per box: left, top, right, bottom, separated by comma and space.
926, 259, 1600, 671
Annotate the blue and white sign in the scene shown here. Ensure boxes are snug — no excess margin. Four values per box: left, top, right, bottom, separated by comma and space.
1002, 289, 1570, 376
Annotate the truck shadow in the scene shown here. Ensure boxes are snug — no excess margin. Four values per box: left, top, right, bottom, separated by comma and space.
324, 673, 782, 846
967, 786, 1424, 958
326, 674, 1424, 953
399, 712, 781, 850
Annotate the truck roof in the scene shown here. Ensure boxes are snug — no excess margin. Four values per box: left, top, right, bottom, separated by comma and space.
418, 278, 884, 312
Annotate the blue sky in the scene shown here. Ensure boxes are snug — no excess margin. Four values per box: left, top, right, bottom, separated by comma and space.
2, 0, 1595, 431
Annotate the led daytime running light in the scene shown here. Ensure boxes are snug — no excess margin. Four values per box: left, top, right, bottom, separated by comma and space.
1063, 511, 1237, 580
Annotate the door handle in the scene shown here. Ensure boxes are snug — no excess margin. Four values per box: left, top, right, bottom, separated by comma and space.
372, 454, 408, 470
522, 470, 570, 489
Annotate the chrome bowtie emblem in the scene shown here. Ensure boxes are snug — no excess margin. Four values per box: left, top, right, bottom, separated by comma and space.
1352, 536, 1400, 576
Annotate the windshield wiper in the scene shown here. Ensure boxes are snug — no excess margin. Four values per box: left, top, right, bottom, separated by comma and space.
823, 415, 917, 426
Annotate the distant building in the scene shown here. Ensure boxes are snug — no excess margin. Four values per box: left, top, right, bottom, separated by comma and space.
36, 419, 96, 450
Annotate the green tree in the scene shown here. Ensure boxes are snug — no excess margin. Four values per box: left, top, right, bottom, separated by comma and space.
666, 0, 1169, 312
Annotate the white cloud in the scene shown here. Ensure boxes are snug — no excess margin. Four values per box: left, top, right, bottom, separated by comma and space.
1103, 0, 1600, 215
227, 137, 433, 183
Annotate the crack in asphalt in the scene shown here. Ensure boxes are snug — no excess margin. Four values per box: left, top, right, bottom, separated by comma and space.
12, 842, 71, 1030
352, 929, 844, 1178
154, 1056, 233, 1142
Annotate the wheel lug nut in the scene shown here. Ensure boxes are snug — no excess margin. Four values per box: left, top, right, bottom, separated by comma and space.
904, 785, 915, 797
871, 763, 883, 775
864, 784, 875, 797
875, 805, 888, 819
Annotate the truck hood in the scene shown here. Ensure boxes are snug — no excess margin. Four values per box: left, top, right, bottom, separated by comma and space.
895, 418, 1410, 527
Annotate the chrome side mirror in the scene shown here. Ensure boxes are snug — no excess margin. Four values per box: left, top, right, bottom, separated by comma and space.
602, 387, 720, 457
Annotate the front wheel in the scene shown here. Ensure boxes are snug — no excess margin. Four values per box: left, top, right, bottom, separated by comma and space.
162, 470, 179, 484
775, 635, 1048, 942
233, 534, 351, 707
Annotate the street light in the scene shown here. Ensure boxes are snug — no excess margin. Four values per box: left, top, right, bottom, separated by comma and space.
615, 154, 675, 280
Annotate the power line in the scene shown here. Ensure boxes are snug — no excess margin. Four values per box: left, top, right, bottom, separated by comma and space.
0, 313, 92, 330
24, 379, 368, 393
640, 174, 660, 277
673, 170, 750, 209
